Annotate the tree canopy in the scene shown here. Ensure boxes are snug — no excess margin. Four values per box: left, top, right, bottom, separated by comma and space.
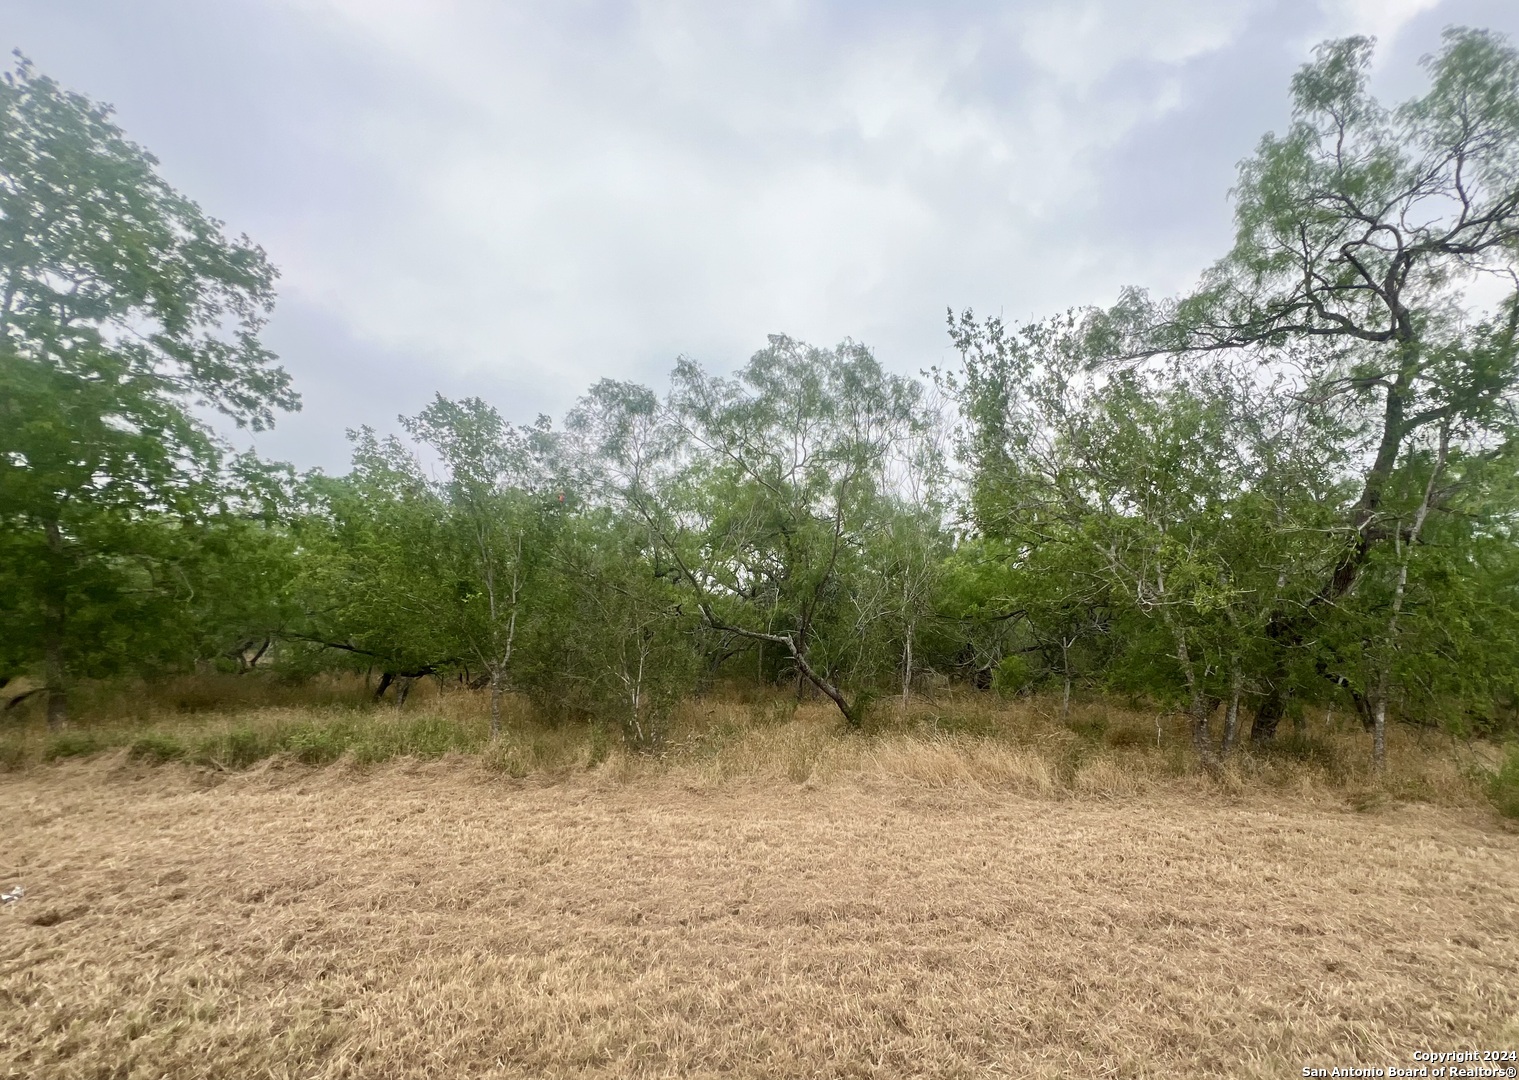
3, 32, 1517, 768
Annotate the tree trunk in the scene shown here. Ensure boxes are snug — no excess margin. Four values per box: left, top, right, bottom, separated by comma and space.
1368, 422, 1447, 772
1061, 637, 1072, 721
1189, 694, 1219, 771
700, 606, 861, 727
1222, 669, 1243, 756
45, 642, 67, 731
489, 670, 504, 740
1250, 362, 1417, 745
42, 519, 67, 731
1371, 694, 1387, 770
1154, 571, 1216, 769
901, 622, 913, 710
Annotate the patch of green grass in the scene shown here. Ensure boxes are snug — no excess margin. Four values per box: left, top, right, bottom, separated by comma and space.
0, 739, 26, 770
43, 731, 107, 761
191, 728, 275, 769
1489, 746, 1519, 819
129, 733, 186, 763
285, 724, 349, 765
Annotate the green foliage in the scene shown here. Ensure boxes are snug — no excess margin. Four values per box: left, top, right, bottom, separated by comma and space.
992, 655, 1037, 696
0, 54, 296, 718
4, 33, 1518, 779
945, 26, 1519, 762
568, 336, 941, 727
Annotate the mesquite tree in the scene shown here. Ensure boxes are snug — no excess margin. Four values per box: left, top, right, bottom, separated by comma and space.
571, 337, 924, 727
403, 396, 557, 738
959, 28, 1519, 744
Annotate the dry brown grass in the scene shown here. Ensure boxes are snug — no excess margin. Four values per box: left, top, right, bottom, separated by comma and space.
3, 737, 1517, 1079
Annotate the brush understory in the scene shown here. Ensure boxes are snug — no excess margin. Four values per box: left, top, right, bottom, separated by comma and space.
2, 678, 1517, 1078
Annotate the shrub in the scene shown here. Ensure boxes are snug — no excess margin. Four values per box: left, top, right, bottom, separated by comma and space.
992, 655, 1038, 696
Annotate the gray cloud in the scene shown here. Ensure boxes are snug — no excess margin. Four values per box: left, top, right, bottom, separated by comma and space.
7, 0, 1518, 470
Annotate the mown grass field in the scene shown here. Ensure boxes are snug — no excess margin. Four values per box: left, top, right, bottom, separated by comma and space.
2, 681, 1517, 1078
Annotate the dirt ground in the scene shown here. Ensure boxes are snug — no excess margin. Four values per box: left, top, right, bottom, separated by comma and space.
2, 757, 1516, 1079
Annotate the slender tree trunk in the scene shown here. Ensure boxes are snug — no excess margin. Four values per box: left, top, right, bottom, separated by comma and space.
42, 519, 67, 731
1222, 668, 1243, 756
901, 620, 913, 710
488, 608, 519, 742
1060, 637, 1072, 721
1371, 694, 1388, 769
1179, 642, 1217, 768
700, 606, 861, 726
1153, 570, 1217, 769
1369, 422, 1447, 771
1250, 361, 1419, 745
1189, 693, 1218, 769
44, 639, 67, 732
489, 669, 504, 740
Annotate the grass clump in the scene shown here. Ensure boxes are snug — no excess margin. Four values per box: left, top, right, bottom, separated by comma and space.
43, 731, 106, 762
1489, 746, 1519, 819
128, 733, 186, 763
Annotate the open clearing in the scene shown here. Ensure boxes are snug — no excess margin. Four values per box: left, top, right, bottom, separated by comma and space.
2, 758, 1516, 1079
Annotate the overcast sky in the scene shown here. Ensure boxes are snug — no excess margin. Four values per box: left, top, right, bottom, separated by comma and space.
7, 0, 1519, 471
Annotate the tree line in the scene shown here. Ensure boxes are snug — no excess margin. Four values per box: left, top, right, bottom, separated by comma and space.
3, 31, 1518, 768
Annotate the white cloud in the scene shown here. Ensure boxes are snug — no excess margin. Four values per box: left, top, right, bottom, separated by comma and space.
1017, 0, 1256, 91
1312, 0, 1445, 51
258, 0, 1267, 406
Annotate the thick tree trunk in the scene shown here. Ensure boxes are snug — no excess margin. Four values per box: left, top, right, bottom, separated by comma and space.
1189, 694, 1219, 771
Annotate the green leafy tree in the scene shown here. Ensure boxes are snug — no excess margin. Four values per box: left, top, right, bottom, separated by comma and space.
571, 338, 925, 726
533, 508, 699, 750
947, 314, 1347, 763
402, 396, 558, 737
0, 55, 295, 725
294, 429, 460, 697
957, 28, 1519, 744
